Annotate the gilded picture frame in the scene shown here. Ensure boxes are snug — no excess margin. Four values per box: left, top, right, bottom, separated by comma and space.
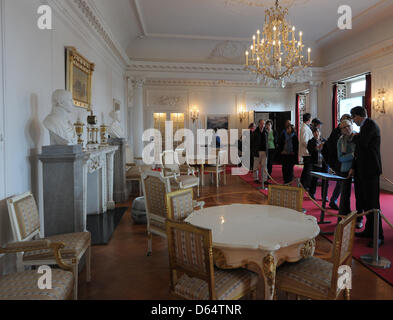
65, 47, 95, 111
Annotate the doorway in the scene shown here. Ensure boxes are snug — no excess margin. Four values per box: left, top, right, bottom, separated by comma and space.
254, 111, 292, 136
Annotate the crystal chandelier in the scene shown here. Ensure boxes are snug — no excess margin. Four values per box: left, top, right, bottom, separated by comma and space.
245, 0, 312, 87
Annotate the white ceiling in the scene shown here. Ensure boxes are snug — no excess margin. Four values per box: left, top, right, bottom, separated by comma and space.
90, 0, 393, 66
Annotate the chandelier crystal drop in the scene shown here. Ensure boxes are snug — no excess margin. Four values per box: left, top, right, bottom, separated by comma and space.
245, 0, 312, 87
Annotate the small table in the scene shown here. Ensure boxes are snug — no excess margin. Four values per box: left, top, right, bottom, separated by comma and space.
185, 204, 320, 300
310, 171, 347, 229
188, 155, 217, 186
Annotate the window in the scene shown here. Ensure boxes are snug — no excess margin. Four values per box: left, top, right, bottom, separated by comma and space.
350, 80, 366, 94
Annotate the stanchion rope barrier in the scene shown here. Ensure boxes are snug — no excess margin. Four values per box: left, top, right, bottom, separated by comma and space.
262, 168, 393, 228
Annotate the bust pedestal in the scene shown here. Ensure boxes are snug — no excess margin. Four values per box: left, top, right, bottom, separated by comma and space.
38, 145, 84, 236
108, 138, 128, 202
39, 145, 118, 236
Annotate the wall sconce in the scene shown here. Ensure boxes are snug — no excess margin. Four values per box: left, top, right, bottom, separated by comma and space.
373, 88, 387, 114
190, 106, 199, 123
238, 105, 247, 122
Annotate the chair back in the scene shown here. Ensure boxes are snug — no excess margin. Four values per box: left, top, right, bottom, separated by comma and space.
166, 219, 215, 299
268, 185, 304, 212
162, 150, 181, 176
141, 170, 171, 233
166, 189, 194, 221
329, 211, 357, 296
7, 191, 41, 242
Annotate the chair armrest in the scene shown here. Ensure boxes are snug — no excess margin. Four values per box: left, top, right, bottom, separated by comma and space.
0, 240, 74, 271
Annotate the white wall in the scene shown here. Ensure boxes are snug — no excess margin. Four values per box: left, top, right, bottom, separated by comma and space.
0, 0, 127, 273
144, 83, 293, 133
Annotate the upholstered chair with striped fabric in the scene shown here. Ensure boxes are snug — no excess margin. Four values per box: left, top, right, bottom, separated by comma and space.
0, 240, 74, 300
275, 211, 357, 300
166, 189, 204, 221
6, 191, 91, 300
141, 170, 172, 256
268, 185, 304, 212
161, 150, 200, 197
204, 150, 227, 188
166, 219, 258, 300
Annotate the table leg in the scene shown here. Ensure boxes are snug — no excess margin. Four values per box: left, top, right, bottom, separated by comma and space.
262, 254, 276, 300
318, 179, 331, 225
201, 164, 205, 187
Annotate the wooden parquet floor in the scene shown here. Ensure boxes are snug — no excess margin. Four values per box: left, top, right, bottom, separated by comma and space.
77, 175, 393, 300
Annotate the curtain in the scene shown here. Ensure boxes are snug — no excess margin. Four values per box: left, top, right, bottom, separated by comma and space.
295, 94, 300, 137
332, 84, 338, 129
365, 73, 372, 118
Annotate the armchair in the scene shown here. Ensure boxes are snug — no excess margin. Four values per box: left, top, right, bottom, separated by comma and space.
161, 150, 200, 196
268, 185, 304, 212
7, 191, 91, 300
166, 219, 258, 300
0, 240, 74, 300
275, 212, 357, 300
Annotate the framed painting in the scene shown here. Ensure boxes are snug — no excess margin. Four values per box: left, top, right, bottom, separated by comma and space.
65, 47, 95, 111
206, 115, 229, 130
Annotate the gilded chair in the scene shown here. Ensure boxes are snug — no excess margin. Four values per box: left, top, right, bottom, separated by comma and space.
166, 188, 205, 222
275, 212, 357, 300
268, 185, 304, 212
141, 170, 172, 256
161, 150, 200, 197
6, 192, 91, 300
0, 240, 74, 300
166, 219, 258, 300
204, 150, 227, 188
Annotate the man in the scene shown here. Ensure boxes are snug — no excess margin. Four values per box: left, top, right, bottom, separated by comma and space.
311, 118, 323, 131
349, 106, 384, 247
323, 114, 352, 211
253, 119, 268, 187
299, 113, 314, 191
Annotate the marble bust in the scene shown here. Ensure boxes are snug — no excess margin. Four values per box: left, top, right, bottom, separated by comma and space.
108, 109, 125, 139
43, 89, 77, 145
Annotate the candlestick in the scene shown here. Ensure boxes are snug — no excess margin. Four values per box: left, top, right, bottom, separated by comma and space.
245, 51, 249, 66
257, 30, 260, 46
253, 35, 256, 49
308, 48, 311, 63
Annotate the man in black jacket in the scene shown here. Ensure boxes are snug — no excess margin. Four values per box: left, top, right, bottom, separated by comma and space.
349, 106, 384, 247
253, 119, 268, 187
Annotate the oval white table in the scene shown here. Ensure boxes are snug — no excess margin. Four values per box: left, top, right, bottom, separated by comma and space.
185, 204, 320, 300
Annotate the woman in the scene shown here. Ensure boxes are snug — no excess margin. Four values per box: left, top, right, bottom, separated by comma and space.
307, 127, 327, 200
277, 124, 299, 184
265, 120, 279, 178
337, 119, 363, 228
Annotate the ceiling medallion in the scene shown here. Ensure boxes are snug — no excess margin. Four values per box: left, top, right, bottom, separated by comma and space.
244, 0, 312, 87
224, 0, 310, 8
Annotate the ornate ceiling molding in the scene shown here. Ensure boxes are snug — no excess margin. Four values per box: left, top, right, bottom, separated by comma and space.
144, 79, 286, 88
70, 0, 130, 67
223, 0, 311, 8
128, 61, 247, 74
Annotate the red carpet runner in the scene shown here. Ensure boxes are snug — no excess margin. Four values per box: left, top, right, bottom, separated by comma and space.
238, 165, 393, 286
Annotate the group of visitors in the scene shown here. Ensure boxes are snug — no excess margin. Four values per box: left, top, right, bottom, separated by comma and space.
245, 106, 383, 247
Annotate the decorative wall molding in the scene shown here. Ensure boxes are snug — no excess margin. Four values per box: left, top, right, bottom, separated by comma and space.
250, 97, 271, 109
158, 96, 183, 107
51, 0, 130, 70
208, 41, 247, 60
